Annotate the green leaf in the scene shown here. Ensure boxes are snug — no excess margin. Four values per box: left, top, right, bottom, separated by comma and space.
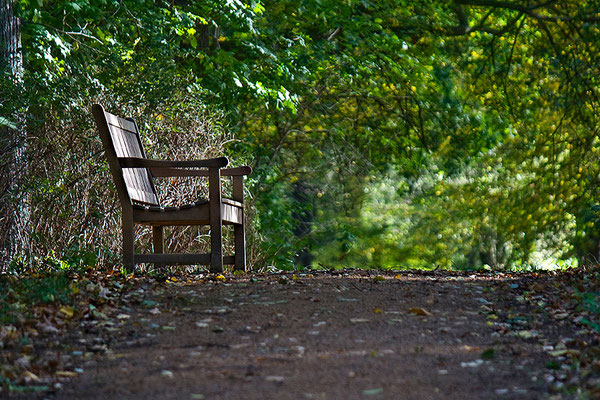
363, 388, 383, 396
0, 116, 17, 130
481, 348, 495, 360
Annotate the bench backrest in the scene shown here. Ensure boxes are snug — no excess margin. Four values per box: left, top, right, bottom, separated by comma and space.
92, 104, 160, 206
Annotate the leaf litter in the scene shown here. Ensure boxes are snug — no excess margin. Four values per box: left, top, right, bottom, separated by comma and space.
1, 267, 599, 398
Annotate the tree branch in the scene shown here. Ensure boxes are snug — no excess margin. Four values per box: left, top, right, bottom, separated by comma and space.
449, 2, 524, 36
456, 0, 600, 23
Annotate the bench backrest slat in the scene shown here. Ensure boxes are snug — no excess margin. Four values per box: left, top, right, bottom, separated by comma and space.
93, 104, 159, 206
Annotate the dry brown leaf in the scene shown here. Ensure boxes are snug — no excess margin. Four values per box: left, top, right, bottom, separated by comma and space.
409, 307, 433, 317
58, 306, 74, 319
55, 370, 78, 378
22, 371, 40, 383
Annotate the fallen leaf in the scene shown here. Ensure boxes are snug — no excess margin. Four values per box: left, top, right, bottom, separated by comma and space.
15, 356, 31, 369
0, 325, 18, 341
481, 348, 495, 359
515, 330, 538, 339
37, 322, 59, 334
373, 276, 386, 282
22, 371, 40, 383
480, 305, 493, 313
91, 309, 109, 319
549, 349, 568, 357
56, 370, 78, 378
363, 388, 383, 395
161, 370, 174, 378
98, 286, 111, 298
292, 345, 305, 356
142, 299, 158, 307
58, 306, 74, 319
265, 375, 284, 382
409, 307, 433, 317
460, 359, 484, 368
215, 274, 227, 282
88, 344, 108, 353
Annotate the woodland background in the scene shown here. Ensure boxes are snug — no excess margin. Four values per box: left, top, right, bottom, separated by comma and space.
2, 0, 600, 272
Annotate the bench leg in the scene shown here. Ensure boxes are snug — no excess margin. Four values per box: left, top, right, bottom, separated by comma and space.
209, 169, 223, 273
122, 221, 135, 273
210, 221, 223, 273
153, 226, 164, 268
232, 176, 246, 272
234, 223, 246, 271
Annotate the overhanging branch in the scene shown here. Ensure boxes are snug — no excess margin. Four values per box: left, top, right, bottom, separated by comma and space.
456, 0, 600, 23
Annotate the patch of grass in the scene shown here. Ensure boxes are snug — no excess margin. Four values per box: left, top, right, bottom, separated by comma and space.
576, 291, 600, 333
19, 274, 71, 304
0, 272, 73, 325
0, 376, 49, 394
0, 249, 101, 324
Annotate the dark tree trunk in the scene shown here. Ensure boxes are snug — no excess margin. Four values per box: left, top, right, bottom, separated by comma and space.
1, 0, 30, 265
1, 0, 22, 81
292, 181, 314, 268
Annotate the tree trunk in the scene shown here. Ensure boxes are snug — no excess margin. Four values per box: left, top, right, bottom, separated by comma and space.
1, 0, 30, 265
292, 181, 314, 267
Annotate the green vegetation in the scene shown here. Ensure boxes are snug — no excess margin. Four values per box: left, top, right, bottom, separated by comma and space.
0, 255, 80, 325
2, 1, 600, 271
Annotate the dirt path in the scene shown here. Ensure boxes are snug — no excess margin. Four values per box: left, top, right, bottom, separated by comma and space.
6, 270, 598, 399
11, 270, 585, 400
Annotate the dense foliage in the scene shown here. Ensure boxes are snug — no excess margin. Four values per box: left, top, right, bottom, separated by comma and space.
2, 0, 600, 270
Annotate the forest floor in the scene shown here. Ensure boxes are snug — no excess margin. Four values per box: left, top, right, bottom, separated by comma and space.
1, 268, 599, 399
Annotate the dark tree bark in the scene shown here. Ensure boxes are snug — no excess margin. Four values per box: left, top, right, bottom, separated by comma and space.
1, 0, 30, 265
292, 181, 315, 268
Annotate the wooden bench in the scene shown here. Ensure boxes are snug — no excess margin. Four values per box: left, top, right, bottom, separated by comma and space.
92, 104, 251, 273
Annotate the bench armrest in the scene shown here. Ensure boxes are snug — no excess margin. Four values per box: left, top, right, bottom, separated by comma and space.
219, 166, 252, 176
149, 165, 251, 177
118, 156, 228, 169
